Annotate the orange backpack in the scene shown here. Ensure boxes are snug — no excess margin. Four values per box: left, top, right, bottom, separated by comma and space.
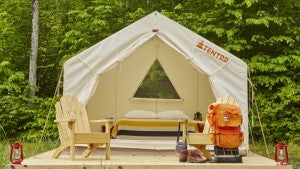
207, 103, 244, 148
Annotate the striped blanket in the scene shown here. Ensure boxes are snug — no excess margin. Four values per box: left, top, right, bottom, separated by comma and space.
111, 118, 198, 140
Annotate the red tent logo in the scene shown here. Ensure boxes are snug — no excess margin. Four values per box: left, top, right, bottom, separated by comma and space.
196, 40, 229, 63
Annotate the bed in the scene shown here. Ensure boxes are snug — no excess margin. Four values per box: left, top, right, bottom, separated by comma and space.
111, 110, 200, 140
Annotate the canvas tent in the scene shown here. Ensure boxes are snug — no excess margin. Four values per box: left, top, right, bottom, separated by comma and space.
63, 11, 249, 151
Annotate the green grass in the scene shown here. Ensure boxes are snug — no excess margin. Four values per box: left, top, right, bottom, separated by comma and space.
1, 141, 299, 169
0, 140, 57, 169
250, 142, 300, 169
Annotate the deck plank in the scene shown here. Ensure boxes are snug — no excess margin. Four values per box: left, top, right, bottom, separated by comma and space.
8, 147, 292, 169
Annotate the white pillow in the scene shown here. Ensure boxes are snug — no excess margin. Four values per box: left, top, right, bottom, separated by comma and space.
157, 110, 190, 119
124, 110, 157, 119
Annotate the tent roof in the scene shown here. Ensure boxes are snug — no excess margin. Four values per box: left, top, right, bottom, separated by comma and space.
64, 11, 248, 107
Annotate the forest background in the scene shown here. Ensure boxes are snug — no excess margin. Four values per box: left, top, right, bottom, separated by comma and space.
0, 0, 299, 167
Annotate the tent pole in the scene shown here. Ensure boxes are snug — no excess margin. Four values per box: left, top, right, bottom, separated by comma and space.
196, 71, 199, 113
115, 64, 120, 118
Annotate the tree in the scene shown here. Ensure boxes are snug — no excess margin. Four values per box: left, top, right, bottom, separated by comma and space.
0, 1, 31, 71
29, 0, 39, 96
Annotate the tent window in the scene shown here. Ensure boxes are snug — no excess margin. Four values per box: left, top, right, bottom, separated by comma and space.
133, 60, 180, 99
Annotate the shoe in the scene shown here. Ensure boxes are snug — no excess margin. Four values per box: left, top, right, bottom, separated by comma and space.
179, 150, 188, 162
187, 150, 206, 163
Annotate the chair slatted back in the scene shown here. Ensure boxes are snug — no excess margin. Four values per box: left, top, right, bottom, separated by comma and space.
55, 96, 91, 144
216, 96, 239, 107
203, 96, 239, 134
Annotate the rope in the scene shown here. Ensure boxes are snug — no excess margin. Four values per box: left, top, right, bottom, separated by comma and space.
0, 124, 8, 144
248, 70, 254, 127
248, 76, 270, 156
34, 68, 63, 154
253, 90, 270, 156
248, 121, 255, 143
248, 74, 255, 144
208, 60, 231, 77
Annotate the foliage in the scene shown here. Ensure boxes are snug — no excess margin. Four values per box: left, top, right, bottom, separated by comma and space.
20, 97, 58, 141
0, 61, 57, 141
0, 0, 299, 145
134, 60, 180, 99
164, 0, 300, 143
243, 1, 300, 143
0, 61, 31, 139
58, 0, 125, 63
0, 1, 31, 69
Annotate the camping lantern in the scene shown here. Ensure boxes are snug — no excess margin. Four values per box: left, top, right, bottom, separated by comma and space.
10, 141, 24, 165
274, 142, 288, 166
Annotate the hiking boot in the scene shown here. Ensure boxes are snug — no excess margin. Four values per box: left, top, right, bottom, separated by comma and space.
179, 150, 188, 162
187, 150, 206, 163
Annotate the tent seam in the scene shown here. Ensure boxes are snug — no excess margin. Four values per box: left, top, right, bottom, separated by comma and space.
208, 60, 231, 77
78, 58, 98, 76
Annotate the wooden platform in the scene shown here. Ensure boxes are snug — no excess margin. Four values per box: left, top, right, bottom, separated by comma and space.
8, 146, 292, 169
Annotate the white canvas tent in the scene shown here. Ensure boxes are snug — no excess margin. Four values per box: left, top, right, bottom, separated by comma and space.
63, 11, 249, 151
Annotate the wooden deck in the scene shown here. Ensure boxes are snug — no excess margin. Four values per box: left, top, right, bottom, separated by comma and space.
8, 145, 292, 169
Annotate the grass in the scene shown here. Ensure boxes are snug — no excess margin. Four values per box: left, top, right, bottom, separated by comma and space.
0, 140, 57, 169
1, 141, 299, 169
250, 142, 300, 169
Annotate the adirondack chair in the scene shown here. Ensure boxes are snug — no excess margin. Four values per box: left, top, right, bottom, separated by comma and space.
184, 96, 240, 160
52, 95, 114, 160
184, 120, 213, 160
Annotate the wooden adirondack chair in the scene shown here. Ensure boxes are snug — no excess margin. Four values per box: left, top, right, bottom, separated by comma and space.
184, 96, 239, 160
184, 120, 213, 160
52, 95, 114, 160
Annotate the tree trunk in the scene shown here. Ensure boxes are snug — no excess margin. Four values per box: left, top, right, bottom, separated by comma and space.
29, 0, 39, 96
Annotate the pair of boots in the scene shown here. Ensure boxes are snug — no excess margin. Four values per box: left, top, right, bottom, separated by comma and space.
179, 150, 206, 163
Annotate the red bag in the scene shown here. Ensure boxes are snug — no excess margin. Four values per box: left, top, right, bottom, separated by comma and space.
207, 103, 244, 148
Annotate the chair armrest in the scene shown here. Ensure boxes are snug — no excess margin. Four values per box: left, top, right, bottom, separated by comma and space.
90, 118, 114, 134
54, 119, 76, 123
89, 118, 114, 123
187, 120, 205, 125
